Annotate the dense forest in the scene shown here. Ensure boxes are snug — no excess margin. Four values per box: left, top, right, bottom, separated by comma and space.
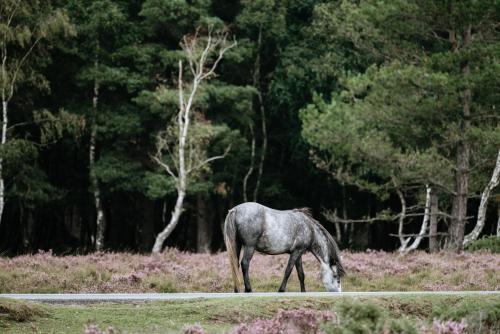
0, 0, 498, 255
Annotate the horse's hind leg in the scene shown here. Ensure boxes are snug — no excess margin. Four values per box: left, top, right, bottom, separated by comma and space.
295, 256, 306, 292
278, 250, 302, 292
241, 246, 255, 293
234, 243, 242, 293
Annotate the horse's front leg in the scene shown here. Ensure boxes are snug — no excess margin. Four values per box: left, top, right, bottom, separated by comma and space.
278, 251, 301, 292
241, 246, 255, 293
295, 256, 306, 292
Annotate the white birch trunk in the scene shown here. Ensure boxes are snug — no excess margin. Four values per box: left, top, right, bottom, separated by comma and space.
396, 188, 410, 252
152, 187, 186, 253
152, 60, 194, 254
90, 52, 106, 251
463, 149, 500, 247
152, 31, 235, 253
403, 185, 432, 253
0, 99, 7, 225
497, 205, 500, 237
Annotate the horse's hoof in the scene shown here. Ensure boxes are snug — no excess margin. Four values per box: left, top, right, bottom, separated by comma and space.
234, 288, 239, 293
278, 289, 285, 293
244, 289, 252, 293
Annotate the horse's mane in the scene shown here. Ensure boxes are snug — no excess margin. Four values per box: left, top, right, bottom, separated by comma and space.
293, 207, 346, 277
293, 207, 313, 216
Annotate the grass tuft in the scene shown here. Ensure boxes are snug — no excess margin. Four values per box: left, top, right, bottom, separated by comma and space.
0, 299, 48, 326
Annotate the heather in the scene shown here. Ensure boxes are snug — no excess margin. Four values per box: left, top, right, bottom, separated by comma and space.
228, 308, 337, 334
0, 249, 498, 293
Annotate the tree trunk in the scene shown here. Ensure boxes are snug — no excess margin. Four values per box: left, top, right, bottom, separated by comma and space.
136, 197, 155, 252
404, 185, 432, 253
497, 204, 500, 237
341, 184, 348, 245
90, 54, 106, 251
64, 204, 81, 242
0, 99, 7, 226
429, 192, 439, 252
396, 188, 410, 252
243, 123, 255, 202
152, 189, 185, 253
332, 208, 342, 242
152, 34, 235, 253
253, 27, 267, 202
196, 193, 211, 253
463, 150, 500, 247
152, 61, 189, 253
449, 24, 472, 252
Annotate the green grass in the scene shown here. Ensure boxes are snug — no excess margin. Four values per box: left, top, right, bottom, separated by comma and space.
2, 295, 499, 333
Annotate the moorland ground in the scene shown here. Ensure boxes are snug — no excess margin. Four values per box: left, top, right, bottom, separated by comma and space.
0, 249, 498, 293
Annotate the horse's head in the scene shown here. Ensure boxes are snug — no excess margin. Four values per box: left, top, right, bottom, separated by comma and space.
320, 262, 342, 292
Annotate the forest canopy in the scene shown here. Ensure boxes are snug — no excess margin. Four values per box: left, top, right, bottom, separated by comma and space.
0, 0, 498, 254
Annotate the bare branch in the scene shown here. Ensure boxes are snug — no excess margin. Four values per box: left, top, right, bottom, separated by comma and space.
390, 232, 448, 238
8, 36, 43, 101
324, 209, 470, 224
151, 154, 178, 181
200, 36, 237, 81
186, 144, 232, 175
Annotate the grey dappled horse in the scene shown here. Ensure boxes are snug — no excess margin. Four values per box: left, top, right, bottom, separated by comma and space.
224, 202, 345, 293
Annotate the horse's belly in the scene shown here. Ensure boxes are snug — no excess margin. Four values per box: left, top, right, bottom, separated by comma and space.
256, 232, 294, 254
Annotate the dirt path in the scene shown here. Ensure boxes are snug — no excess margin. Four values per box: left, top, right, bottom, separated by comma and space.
1, 291, 498, 303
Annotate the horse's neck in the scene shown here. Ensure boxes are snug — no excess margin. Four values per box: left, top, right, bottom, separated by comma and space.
311, 225, 330, 265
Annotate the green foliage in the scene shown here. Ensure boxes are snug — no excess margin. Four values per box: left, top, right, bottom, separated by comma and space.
323, 301, 417, 334
143, 172, 176, 199
0, 0, 74, 97
93, 154, 145, 193
432, 297, 500, 332
1, 0, 498, 252
466, 236, 500, 253
300, 0, 500, 224
34, 109, 85, 145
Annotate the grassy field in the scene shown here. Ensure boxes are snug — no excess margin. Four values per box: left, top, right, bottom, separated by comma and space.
1, 295, 499, 333
0, 249, 498, 293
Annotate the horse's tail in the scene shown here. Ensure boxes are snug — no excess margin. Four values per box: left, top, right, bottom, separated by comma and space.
224, 209, 242, 292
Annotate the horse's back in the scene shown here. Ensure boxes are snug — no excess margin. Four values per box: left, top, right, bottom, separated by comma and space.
231, 202, 313, 254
